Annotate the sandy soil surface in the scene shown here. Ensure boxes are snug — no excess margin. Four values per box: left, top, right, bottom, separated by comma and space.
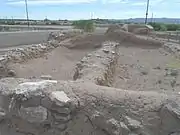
9, 46, 93, 80
113, 44, 180, 92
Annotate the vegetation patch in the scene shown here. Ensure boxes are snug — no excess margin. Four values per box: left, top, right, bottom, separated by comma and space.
72, 20, 95, 32
149, 22, 180, 31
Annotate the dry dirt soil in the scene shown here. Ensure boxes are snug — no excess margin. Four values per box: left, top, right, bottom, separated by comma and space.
9, 46, 94, 80
113, 43, 180, 92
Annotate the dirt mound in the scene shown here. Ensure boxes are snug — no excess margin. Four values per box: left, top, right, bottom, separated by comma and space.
133, 27, 149, 35
105, 24, 122, 34
60, 34, 106, 49
105, 26, 162, 47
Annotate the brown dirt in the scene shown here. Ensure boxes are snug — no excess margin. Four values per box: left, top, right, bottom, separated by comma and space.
9, 46, 94, 80
105, 28, 162, 47
113, 44, 180, 92
60, 33, 106, 49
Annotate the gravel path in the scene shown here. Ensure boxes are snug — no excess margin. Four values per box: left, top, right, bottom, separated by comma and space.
113, 44, 180, 92
9, 46, 93, 80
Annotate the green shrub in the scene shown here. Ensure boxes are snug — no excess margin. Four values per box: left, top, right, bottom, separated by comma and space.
72, 20, 95, 32
149, 22, 180, 31
160, 24, 167, 31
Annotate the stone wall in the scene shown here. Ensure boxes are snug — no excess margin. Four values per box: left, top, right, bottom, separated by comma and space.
105, 28, 163, 47
163, 42, 180, 59
0, 31, 78, 78
73, 41, 118, 86
0, 78, 76, 135
0, 78, 180, 135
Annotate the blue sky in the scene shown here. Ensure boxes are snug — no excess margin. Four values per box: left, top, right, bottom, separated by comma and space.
0, 0, 180, 20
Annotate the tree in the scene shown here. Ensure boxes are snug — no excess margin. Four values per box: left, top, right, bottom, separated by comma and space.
72, 20, 95, 32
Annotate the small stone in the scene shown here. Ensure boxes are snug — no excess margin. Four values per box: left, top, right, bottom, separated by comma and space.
53, 113, 71, 122
105, 118, 121, 135
120, 122, 130, 135
96, 54, 101, 58
19, 106, 48, 123
41, 97, 53, 109
41, 75, 52, 80
22, 96, 41, 107
0, 57, 5, 62
160, 101, 180, 133
103, 49, 110, 53
0, 108, 6, 121
50, 91, 71, 107
51, 107, 71, 115
53, 122, 67, 131
87, 54, 92, 57
8, 70, 16, 77
111, 51, 115, 54
141, 70, 148, 75
81, 57, 87, 63
124, 116, 142, 130
171, 80, 176, 88
157, 80, 162, 84
170, 69, 179, 76
154, 66, 161, 70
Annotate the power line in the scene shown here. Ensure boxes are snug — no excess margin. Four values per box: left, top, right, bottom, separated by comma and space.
145, 0, 150, 24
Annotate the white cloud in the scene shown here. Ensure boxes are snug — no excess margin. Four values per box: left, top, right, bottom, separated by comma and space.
132, 2, 146, 6
102, 0, 128, 4
7, 0, 131, 5
7, 0, 97, 5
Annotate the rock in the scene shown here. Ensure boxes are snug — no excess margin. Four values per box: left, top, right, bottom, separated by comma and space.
40, 75, 52, 80
15, 80, 57, 96
0, 57, 6, 62
103, 49, 110, 53
49, 91, 71, 107
51, 107, 71, 115
53, 113, 71, 122
141, 70, 148, 75
160, 101, 180, 134
170, 80, 176, 88
105, 118, 121, 135
53, 122, 67, 131
154, 66, 161, 70
91, 112, 121, 135
22, 96, 41, 107
41, 97, 53, 109
0, 108, 6, 121
111, 51, 116, 54
166, 69, 179, 76
124, 116, 142, 130
120, 122, 130, 135
96, 54, 101, 58
19, 106, 48, 123
170, 132, 180, 135
8, 70, 16, 77
87, 54, 92, 57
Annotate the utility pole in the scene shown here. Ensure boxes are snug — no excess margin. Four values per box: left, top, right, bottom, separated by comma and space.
25, 0, 30, 27
145, 0, 150, 24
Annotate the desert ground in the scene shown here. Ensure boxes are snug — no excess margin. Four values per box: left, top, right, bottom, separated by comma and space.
0, 25, 180, 135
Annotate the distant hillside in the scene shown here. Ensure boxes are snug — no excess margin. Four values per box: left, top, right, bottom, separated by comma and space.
122, 18, 180, 24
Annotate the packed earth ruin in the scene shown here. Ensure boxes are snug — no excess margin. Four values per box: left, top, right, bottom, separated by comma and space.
0, 25, 180, 135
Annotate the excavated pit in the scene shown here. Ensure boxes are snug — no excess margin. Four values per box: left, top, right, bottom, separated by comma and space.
0, 28, 180, 135
112, 44, 180, 92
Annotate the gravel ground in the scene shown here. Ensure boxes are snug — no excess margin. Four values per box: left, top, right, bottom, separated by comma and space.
9, 46, 94, 80
113, 44, 180, 92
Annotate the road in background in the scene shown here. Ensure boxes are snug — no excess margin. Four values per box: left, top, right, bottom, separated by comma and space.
0, 30, 56, 48
0, 25, 107, 56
